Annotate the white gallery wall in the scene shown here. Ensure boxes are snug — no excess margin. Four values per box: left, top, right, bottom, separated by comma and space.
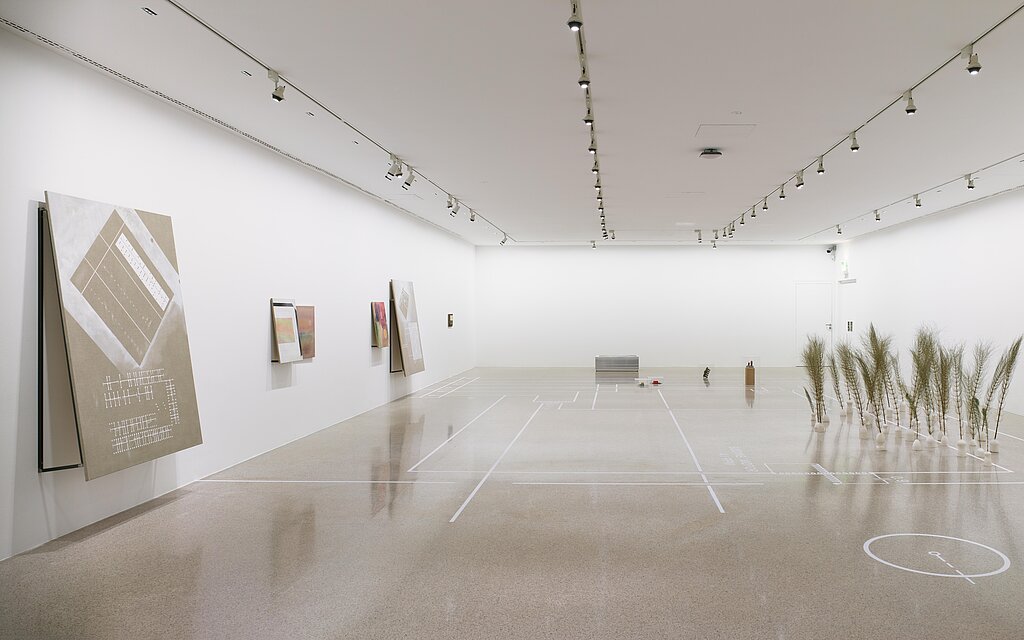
835, 186, 1024, 415
475, 245, 835, 368
0, 30, 476, 560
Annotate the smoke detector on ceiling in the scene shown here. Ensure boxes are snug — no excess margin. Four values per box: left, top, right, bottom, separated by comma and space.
699, 148, 723, 159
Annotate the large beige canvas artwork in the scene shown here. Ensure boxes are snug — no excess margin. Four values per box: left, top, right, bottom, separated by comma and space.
389, 280, 425, 376
44, 192, 203, 480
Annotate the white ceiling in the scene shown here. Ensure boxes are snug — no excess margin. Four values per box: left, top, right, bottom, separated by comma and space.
3, 0, 1024, 246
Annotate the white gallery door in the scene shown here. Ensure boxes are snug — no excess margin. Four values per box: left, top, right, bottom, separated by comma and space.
795, 282, 834, 356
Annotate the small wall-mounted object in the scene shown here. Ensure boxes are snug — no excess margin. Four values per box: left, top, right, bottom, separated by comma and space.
448, 313, 454, 328
271, 298, 303, 363
847, 321, 854, 332
744, 361, 756, 386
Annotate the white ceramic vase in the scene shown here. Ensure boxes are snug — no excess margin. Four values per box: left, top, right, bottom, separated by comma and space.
814, 422, 827, 433
875, 432, 887, 450
912, 438, 923, 451
926, 434, 937, 448
956, 439, 969, 457
990, 439, 1000, 454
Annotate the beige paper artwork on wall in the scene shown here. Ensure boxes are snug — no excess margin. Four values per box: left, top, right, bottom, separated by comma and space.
44, 192, 203, 480
389, 280, 425, 376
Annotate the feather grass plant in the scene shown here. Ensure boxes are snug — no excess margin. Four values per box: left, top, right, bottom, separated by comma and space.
801, 336, 827, 424
828, 351, 845, 410
993, 336, 1023, 442
837, 343, 865, 426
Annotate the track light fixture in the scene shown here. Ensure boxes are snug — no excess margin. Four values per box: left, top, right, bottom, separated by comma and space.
740, 213, 745, 226
386, 154, 403, 180
579, 73, 590, 90
696, 230, 702, 244
588, 144, 597, 155
796, 171, 805, 190
966, 173, 975, 189
762, 198, 768, 212
962, 44, 982, 75
914, 194, 922, 207
712, 240, 717, 249
499, 234, 508, 246
850, 131, 860, 152
836, 225, 843, 235
591, 240, 597, 249
583, 112, 594, 127
714, 230, 719, 241
268, 69, 285, 102
402, 167, 415, 189
816, 157, 825, 175
446, 194, 454, 209
750, 206, 757, 219
594, 179, 601, 191
469, 210, 476, 222
779, 184, 786, 200
610, 230, 616, 240
904, 90, 917, 116
451, 200, 461, 216
875, 209, 881, 222
567, 3, 582, 31
591, 161, 599, 174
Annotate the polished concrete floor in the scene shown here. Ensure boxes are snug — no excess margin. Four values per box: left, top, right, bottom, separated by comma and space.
3, 367, 1024, 639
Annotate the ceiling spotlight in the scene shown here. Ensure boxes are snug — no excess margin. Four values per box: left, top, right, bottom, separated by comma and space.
402, 167, 415, 189
779, 184, 786, 200
750, 206, 757, 219
836, 225, 843, 235
579, 73, 590, 90
583, 112, 594, 127
699, 148, 723, 160
850, 131, 860, 152
446, 194, 454, 209
567, 4, 582, 32
796, 171, 805, 189
696, 230, 703, 244
874, 210, 881, 222
762, 198, 769, 212
386, 154, 403, 180
963, 44, 981, 75
966, 173, 975, 189
740, 213, 746, 226
712, 240, 718, 249
499, 234, 508, 246
591, 161, 599, 174
596, 188, 603, 199
451, 200, 461, 216
714, 230, 719, 240
268, 69, 286, 102
470, 211, 477, 222
816, 157, 825, 175
594, 180, 602, 191
914, 194, 922, 207
904, 90, 917, 116
591, 240, 597, 249
588, 144, 597, 155
728, 225, 734, 238
610, 230, 616, 240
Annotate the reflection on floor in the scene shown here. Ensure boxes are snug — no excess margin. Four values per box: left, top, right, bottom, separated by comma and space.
3, 367, 1024, 639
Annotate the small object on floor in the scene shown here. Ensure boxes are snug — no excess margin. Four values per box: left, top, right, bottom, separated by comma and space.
651, 377, 662, 385
703, 367, 711, 381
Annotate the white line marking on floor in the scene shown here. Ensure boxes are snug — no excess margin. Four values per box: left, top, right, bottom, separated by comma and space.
198, 479, 456, 484
812, 463, 842, 485
999, 431, 1024, 443
657, 389, 725, 513
871, 472, 890, 485
592, 385, 599, 410
435, 377, 481, 398
408, 395, 507, 472
449, 404, 544, 523
763, 463, 776, 474
417, 377, 469, 398
511, 481, 765, 487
